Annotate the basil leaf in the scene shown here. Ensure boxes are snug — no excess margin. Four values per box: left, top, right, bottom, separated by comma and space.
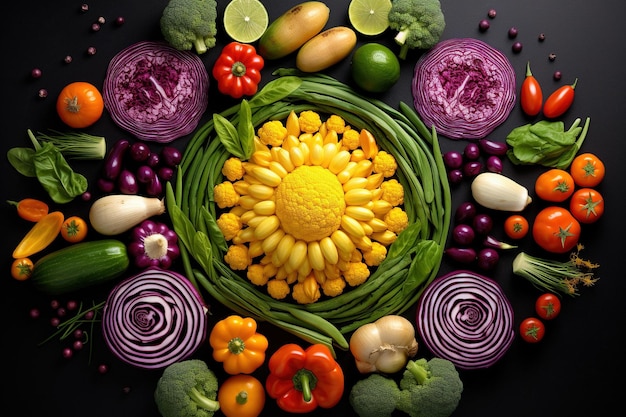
248, 76, 302, 108
214, 113, 245, 158
237, 100, 255, 160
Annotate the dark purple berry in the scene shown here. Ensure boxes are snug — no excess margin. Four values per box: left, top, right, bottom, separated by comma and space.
62, 348, 73, 359
512, 42, 523, 53
87, 46, 97, 56
478, 19, 490, 32
31, 68, 42, 79
487, 9, 497, 18
115, 16, 125, 26
538, 33, 546, 41
80, 4, 89, 13
553, 71, 562, 81
549, 53, 557, 61
64, 55, 73, 64
508, 27, 518, 38
91, 23, 101, 32
38, 88, 48, 98
98, 364, 109, 374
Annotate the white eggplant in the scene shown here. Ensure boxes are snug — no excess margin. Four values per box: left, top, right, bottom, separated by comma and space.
89, 194, 165, 236
471, 172, 532, 211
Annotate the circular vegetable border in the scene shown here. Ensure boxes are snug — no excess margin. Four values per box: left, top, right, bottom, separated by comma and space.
166, 70, 451, 354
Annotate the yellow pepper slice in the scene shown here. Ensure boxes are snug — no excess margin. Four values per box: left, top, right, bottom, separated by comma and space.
13, 211, 64, 259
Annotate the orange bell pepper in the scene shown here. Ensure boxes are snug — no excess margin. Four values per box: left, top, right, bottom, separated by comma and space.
209, 315, 268, 375
218, 374, 265, 417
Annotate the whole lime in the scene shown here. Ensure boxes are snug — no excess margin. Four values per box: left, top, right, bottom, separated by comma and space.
350, 43, 401, 93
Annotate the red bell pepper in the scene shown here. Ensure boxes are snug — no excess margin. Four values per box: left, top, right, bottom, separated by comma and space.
212, 42, 264, 99
265, 343, 344, 413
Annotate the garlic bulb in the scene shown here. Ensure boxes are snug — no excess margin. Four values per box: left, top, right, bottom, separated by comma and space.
89, 194, 165, 236
471, 172, 532, 211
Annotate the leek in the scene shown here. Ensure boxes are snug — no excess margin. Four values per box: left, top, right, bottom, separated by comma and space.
27, 129, 106, 160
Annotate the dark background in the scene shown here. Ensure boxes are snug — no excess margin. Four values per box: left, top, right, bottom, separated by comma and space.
2, 0, 624, 416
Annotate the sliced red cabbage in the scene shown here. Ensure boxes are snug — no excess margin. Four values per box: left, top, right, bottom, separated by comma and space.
102, 267, 208, 370
415, 269, 514, 370
412, 38, 516, 140
102, 41, 209, 143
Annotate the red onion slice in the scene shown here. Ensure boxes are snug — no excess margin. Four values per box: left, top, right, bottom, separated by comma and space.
416, 270, 514, 370
412, 38, 516, 140
102, 267, 208, 369
102, 41, 209, 143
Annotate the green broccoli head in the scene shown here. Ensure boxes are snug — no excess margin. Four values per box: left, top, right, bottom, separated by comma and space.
396, 358, 463, 417
160, 0, 218, 54
349, 373, 402, 417
388, 0, 446, 59
154, 359, 220, 417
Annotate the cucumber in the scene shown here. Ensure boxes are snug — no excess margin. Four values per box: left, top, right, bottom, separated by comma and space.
30, 239, 130, 295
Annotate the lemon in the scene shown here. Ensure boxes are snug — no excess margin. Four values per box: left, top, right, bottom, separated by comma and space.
348, 0, 392, 36
223, 0, 269, 43
350, 43, 400, 93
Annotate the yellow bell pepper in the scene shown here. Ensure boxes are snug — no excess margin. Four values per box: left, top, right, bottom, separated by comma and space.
209, 315, 268, 375
13, 211, 64, 259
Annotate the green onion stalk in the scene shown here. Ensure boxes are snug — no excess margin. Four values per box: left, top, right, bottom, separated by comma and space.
27, 129, 106, 160
165, 70, 451, 355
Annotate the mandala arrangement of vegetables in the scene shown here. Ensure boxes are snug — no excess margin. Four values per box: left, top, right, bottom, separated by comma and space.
167, 71, 451, 353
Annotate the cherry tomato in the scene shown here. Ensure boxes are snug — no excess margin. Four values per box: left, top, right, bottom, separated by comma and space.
504, 214, 529, 239
535, 293, 562, 320
218, 374, 265, 417
56, 81, 104, 128
11, 257, 34, 281
532, 206, 581, 254
569, 188, 605, 224
520, 61, 543, 116
61, 216, 88, 243
10, 198, 49, 222
543, 78, 577, 118
519, 317, 545, 343
534, 168, 575, 202
570, 152, 605, 187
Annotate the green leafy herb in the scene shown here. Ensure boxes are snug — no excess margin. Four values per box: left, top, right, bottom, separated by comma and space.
506, 117, 591, 169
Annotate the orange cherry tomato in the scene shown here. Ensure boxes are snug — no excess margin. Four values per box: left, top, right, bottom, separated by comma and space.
520, 61, 543, 116
569, 188, 604, 224
532, 206, 581, 254
56, 81, 104, 128
570, 152, 605, 187
534, 168, 575, 202
504, 214, 529, 239
11, 257, 34, 281
218, 374, 265, 417
60, 216, 89, 243
543, 78, 577, 119
10, 198, 49, 222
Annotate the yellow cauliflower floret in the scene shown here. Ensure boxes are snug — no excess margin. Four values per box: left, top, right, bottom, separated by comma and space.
213, 181, 239, 209
325, 115, 346, 134
321, 277, 346, 297
385, 207, 409, 233
216, 212, 242, 240
257, 120, 288, 147
224, 244, 251, 270
363, 242, 387, 266
222, 157, 245, 181
247, 264, 268, 286
341, 128, 360, 150
292, 275, 321, 304
344, 261, 370, 286
372, 151, 397, 177
380, 179, 404, 206
267, 279, 290, 300
298, 111, 322, 133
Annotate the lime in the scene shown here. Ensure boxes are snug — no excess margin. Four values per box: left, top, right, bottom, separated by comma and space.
223, 0, 269, 43
348, 0, 392, 36
350, 43, 400, 93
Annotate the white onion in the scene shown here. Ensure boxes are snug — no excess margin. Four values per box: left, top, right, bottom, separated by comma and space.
415, 270, 514, 370
412, 38, 516, 140
102, 267, 208, 369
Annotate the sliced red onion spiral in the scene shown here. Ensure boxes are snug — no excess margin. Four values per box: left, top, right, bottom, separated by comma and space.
415, 270, 514, 370
102, 267, 208, 369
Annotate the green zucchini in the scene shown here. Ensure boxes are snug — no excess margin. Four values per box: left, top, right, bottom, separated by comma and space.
30, 239, 130, 295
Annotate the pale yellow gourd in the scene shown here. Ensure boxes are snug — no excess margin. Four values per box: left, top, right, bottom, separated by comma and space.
89, 194, 165, 236
471, 172, 532, 211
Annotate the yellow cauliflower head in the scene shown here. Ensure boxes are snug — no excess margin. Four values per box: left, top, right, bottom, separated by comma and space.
257, 120, 288, 147
373, 151, 397, 177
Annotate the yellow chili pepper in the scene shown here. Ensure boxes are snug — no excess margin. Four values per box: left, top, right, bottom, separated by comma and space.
12, 211, 64, 259
209, 315, 268, 375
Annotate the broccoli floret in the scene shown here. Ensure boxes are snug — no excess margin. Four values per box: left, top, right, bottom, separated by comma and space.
160, 0, 217, 54
154, 359, 220, 417
388, 0, 446, 59
349, 373, 402, 417
396, 358, 463, 417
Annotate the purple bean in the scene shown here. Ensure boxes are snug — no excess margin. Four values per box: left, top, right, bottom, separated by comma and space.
136, 165, 155, 184
447, 169, 464, 184
103, 139, 129, 180
158, 166, 175, 182
443, 151, 464, 169
463, 142, 481, 160
452, 224, 476, 245
445, 247, 477, 264
145, 174, 163, 196
129, 142, 151, 162
455, 201, 477, 224
477, 248, 500, 270
478, 139, 508, 156
486, 155, 503, 173
463, 161, 483, 177
97, 178, 115, 193
118, 169, 139, 194
161, 146, 182, 167
472, 213, 493, 235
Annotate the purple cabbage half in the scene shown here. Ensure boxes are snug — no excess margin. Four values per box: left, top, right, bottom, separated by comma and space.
412, 38, 516, 140
102, 41, 209, 143
415, 269, 514, 370
102, 267, 208, 370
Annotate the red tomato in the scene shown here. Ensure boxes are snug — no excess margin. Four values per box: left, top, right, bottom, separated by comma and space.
570, 153, 605, 187
519, 317, 545, 343
532, 206, 581, 254
504, 214, 529, 239
56, 81, 104, 128
520, 61, 543, 116
543, 79, 577, 118
534, 168, 575, 202
569, 188, 605, 224
535, 293, 562, 320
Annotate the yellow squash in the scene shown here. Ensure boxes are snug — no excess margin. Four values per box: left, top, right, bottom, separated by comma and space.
13, 211, 64, 259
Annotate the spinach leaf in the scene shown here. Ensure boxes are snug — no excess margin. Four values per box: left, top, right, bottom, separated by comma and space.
7, 147, 37, 177
33, 142, 88, 203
